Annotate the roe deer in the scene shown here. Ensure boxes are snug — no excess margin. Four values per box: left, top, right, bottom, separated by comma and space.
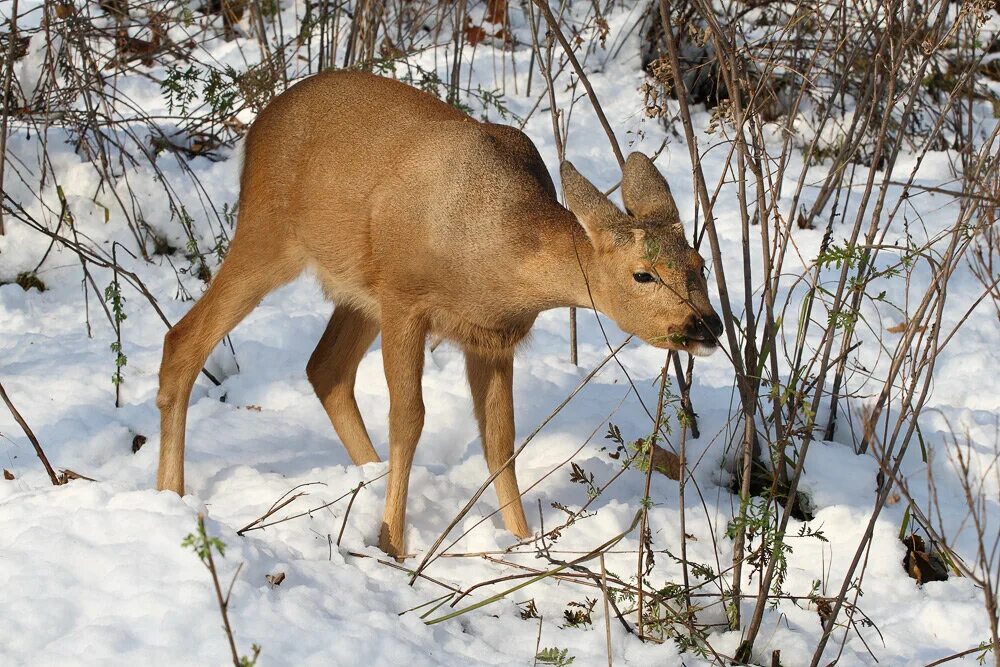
156, 71, 723, 559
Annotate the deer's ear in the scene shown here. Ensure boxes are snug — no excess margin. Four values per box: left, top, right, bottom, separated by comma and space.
561, 161, 621, 250
621, 152, 682, 231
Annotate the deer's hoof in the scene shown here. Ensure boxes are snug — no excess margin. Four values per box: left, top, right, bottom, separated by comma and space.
378, 523, 407, 562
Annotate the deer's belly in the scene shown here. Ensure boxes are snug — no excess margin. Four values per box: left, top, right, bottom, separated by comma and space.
428, 309, 535, 355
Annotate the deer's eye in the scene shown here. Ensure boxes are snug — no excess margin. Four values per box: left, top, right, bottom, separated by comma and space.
633, 272, 655, 284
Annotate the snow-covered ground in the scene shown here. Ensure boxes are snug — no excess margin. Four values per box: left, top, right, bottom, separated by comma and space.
2, 2, 999, 665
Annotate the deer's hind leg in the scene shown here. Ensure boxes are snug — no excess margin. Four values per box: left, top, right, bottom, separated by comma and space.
306, 304, 381, 465
157, 230, 303, 495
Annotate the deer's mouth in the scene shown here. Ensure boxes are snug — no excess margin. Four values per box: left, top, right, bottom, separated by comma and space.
685, 337, 719, 357
648, 333, 719, 357
647, 332, 719, 356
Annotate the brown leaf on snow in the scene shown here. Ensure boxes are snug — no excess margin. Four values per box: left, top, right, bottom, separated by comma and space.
3, 469, 14, 480
815, 597, 834, 625
902, 534, 949, 584
650, 442, 681, 480
464, 23, 488, 46
132, 434, 147, 454
58, 469, 97, 484
266, 572, 286, 587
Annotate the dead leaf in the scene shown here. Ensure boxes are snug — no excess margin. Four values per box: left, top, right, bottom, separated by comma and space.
484, 0, 507, 24
815, 597, 833, 625
132, 434, 147, 454
224, 117, 248, 133
378, 36, 404, 61
650, 442, 680, 480
99, 0, 130, 20
113, 29, 161, 68
7, 36, 30, 62
3, 469, 14, 480
464, 23, 488, 46
58, 469, 97, 484
902, 534, 948, 584
266, 572, 286, 587
595, 17, 610, 47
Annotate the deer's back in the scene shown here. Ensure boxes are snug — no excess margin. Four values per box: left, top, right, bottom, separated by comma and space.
237, 71, 563, 334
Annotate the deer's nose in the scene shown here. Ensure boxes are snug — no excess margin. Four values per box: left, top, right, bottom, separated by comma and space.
686, 312, 723, 341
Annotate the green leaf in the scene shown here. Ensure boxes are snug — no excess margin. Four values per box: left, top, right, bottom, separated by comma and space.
898, 504, 911, 541
535, 647, 575, 666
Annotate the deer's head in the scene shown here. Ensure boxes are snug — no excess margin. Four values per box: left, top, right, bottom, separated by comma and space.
561, 152, 723, 357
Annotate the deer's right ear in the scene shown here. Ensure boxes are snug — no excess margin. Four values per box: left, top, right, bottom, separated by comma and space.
621, 152, 681, 229
561, 161, 620, 250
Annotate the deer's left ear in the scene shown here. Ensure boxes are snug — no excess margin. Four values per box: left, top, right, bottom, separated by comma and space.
621, 152, 682, 231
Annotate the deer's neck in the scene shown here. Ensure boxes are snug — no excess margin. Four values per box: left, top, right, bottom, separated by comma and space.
527, 207, 599, 311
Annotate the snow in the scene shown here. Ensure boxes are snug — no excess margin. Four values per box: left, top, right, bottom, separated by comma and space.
1, 2, 998, 665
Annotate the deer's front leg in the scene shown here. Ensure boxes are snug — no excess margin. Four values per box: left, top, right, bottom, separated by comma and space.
378, 307, 428, 560
465, 347, 531, 539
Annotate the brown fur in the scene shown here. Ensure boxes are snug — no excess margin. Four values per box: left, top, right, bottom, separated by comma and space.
156, 71, 722, 558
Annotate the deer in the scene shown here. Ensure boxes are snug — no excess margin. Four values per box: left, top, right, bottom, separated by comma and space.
155, 70, 723, 559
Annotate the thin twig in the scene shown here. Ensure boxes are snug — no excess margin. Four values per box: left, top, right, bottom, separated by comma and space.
0, 378, 60, 486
